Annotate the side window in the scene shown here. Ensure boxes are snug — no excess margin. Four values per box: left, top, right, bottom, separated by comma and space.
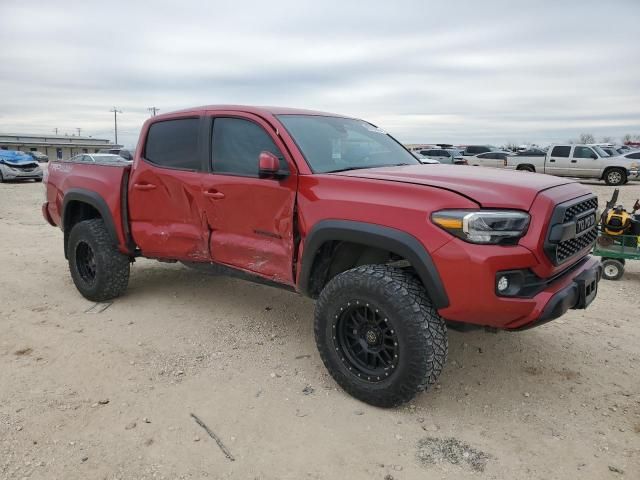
467, 146, 478, 154
212, 117, 283, 177
551, 146, 571, 157
627, 152, 640, 160
144, 118, 200, 170
477, 153, 489, 158
573, 146, 595, 159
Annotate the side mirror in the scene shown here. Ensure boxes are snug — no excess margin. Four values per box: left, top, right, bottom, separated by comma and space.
258, 151, 281, 178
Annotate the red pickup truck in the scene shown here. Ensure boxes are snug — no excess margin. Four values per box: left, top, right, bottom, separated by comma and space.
43, 105, 601, 407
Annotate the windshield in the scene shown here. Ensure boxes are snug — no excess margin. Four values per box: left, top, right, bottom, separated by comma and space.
277, 115, 419, 173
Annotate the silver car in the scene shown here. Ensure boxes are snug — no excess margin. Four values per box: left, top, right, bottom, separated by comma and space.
417, 148, 466, 165
0, 152, 44, 182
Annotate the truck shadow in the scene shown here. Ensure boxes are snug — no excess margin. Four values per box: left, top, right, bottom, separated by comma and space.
126, 261, 578, 409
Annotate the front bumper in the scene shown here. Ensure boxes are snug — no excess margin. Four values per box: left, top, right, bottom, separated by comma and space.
434, 237, 602, 329
510, 258, 601, 330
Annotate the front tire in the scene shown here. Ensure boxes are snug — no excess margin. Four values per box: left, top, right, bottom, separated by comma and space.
68, 219, 130, 301
314, 265, 448, 408
604, 168, 626, 186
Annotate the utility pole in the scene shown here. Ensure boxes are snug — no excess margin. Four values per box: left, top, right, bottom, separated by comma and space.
109, 107, 122, 144
53, 128, 58, 135
148, 106, 159, 116
76, 128, 82, 137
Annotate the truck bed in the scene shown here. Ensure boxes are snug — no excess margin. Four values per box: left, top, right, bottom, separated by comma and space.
44, 161, 131, 252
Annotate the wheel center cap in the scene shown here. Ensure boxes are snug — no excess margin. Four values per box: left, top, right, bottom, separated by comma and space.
365, 330, 378, 345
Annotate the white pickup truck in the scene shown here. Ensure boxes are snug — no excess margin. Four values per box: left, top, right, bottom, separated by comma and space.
508, 144, 640, 186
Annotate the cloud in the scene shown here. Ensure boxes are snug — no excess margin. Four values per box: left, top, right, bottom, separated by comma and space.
1, 0, 639, 148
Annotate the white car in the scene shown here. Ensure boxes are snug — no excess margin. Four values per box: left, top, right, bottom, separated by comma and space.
467, 151, 511, 168
508, 144, 640, 185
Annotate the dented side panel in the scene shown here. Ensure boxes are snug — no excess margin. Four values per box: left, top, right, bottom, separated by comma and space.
202, 175, 297, 285
128, 164, 210, 261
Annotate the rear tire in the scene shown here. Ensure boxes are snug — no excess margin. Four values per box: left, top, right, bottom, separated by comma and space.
601, 258, 624, 281
517, 165, 535, 172
604, 168, 626, 186
68, 219, 130, 301
314, 264, 448, 408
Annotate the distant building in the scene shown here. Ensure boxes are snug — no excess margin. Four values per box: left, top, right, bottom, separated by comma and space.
0, 133, 121, 161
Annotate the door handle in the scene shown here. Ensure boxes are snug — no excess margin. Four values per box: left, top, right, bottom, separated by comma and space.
571, 160, 577, 163
133, 183, 156, 191
203, 189, 225, 200
549, 159, 556, 163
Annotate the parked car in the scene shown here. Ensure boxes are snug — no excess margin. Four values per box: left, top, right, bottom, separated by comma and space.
43, 105, 602, 408
70, 153, 132, 164
515, 148, 546, 157
467, 151, 511, 168
462, 145, 499, 156
0, 150, 43, 182
417, 148, 466, 165
98, 148, 134, 161
508, 144, 640, 185
600, 146, 628, 157
413, 154, 440, 164
27, 151, 49, 162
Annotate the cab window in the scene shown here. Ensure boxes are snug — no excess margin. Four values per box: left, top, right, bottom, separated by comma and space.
573, 146, 596, 159
211, 117, 284, 177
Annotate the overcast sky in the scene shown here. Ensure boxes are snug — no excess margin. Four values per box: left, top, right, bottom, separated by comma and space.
1, 0, 639, 148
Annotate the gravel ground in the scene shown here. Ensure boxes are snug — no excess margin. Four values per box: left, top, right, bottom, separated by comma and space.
1, 178, 639, 479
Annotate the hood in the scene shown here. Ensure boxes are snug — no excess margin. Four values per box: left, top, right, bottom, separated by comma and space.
0, 150, 39, 167
332, 164, 576, 210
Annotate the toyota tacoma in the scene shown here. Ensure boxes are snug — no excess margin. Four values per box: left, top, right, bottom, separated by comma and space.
42, 106, 602, 407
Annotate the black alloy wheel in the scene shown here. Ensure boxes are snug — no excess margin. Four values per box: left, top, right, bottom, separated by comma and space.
334, 302, 399, 382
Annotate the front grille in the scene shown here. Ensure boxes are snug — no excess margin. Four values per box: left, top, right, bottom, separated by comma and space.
563, 197, 598, 222
556, 228, 598, 263
8, 163, 38, 172
545, 195, 598, 265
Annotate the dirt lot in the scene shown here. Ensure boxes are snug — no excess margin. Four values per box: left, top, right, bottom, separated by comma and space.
1, 179, 639, 480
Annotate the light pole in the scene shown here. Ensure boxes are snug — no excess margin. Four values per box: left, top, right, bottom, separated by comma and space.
148, 106, 159, 116
110, 107, 122, 144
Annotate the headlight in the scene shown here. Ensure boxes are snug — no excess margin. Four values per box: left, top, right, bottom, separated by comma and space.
432, 210, 530, 245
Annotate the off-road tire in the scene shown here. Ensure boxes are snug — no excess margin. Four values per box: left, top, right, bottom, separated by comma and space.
68, 219, 130, 301
601, 258, 624, 281
314, 264, 448, 408
604, 168, 626, 186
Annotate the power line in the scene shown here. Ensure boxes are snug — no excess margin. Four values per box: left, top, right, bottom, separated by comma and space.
109, 107, 123, 144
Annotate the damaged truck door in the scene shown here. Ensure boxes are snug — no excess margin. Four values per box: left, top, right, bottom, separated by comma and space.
128, 116, 211, 260
202, 114, 298, 285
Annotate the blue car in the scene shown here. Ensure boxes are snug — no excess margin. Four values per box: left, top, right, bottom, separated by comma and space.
0, 150, 44, 182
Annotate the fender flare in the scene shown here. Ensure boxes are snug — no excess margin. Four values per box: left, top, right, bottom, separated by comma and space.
61, 189, 120, 251
298, 220, 449, 309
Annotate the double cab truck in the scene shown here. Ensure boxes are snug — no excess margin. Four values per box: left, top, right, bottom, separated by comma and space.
43, 106, 602, 407
508, 144, 640, 186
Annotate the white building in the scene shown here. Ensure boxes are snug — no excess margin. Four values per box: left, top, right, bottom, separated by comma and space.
0, 133, 121, 161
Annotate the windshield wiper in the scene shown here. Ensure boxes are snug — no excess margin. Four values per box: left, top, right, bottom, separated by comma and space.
326, 163, 413, 173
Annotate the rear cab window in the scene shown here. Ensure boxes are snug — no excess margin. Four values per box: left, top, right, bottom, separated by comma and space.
144, 118, 200, 170
551, 146, 571, 157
